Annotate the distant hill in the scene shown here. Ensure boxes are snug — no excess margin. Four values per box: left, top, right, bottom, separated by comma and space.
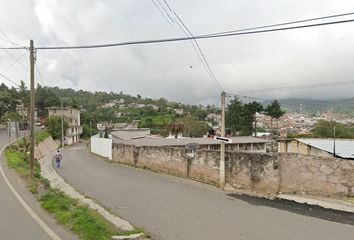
263, 98, 354, 117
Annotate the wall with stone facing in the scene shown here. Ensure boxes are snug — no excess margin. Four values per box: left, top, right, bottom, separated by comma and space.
279, 153, 354, 196
226, 152, 279, 194
34, 137, 59, 160
112, 144, 354, 197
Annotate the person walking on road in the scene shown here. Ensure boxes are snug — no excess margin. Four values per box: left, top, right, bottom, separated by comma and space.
53, 150, 63, 168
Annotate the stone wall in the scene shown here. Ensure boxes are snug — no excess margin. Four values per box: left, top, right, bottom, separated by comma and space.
34, 137, 59, 160
279, 153, 354, 196
226, 152, 279, 194
112, 144, 354, 197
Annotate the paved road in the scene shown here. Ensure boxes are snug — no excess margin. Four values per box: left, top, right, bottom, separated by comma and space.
59, 143, 354, 240
0, 129, 76, 240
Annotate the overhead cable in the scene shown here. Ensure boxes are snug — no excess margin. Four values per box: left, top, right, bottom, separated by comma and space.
33, 18, 354, 50
228, 80, 354, 94
0, 72, 20, 87
0, 16, 353, 50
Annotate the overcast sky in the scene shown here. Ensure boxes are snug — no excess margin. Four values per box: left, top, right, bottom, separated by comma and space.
0, 0, 354, 105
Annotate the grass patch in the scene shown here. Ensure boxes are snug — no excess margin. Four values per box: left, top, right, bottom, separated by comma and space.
35, 130, 50, 144
5, 147, 146, 240
41, 189, 121, 240
6, 150, 40, 178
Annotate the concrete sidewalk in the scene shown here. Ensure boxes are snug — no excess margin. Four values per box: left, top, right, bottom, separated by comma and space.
224, 184, 354, 213
39, 148, 135, 231
278, 194, 354, 213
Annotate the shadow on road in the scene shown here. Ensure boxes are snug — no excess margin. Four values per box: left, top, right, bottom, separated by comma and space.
227, 193, 354, 226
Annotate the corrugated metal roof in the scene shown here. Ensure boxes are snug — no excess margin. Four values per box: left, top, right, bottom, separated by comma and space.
114, 136, 271, 147
296, 138, 354, 159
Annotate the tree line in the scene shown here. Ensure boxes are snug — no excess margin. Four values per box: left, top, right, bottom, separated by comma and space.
226, 98, 285, 136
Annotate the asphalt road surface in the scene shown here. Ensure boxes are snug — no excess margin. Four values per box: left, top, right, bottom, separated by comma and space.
0, 129, 77, 240
57, 142, 354, 240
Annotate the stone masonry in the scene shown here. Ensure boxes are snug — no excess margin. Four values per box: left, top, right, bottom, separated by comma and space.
112, 144, 354, 197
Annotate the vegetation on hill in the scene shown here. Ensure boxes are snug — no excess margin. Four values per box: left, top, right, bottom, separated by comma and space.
263, 98, 354, 117
0, 82, 218, 138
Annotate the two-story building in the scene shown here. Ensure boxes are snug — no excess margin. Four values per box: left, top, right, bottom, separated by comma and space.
47, 107, 82, 145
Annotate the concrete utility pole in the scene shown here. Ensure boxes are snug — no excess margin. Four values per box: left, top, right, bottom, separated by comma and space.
220, 91, 226, 188
29, 40, 35, 180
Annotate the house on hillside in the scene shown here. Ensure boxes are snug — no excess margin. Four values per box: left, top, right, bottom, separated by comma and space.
16, 107, 38, 121
47, 107, 82, 145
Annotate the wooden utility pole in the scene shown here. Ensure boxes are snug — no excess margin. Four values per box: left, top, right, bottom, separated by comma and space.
29, 40, 35, 180
220, 91, 226, 188
333, 125, 336, 157
7, 121, 11, 146
60, 97, 64, 147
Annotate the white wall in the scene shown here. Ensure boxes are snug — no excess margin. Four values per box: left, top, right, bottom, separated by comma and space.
90, 134, 112, 160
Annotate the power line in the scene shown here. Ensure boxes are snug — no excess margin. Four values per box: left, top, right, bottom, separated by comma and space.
0, 31, 24, 47
0, 51, 27, 73
151, 0, 173, 27
1, 17, 354, 51
35, 66, 46, 85
33, 18, 354, 50
160, 0, 223, 90
156, 0, 175, 23
0, 42, 27, 73
199, 12, 354, 37
0, 72, 20, 87
228, 80, 354, 94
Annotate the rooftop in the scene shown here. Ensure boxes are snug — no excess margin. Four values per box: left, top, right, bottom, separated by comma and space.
112, 128, 151, 141
115, 135, 271, 147
296, 138, 354, 159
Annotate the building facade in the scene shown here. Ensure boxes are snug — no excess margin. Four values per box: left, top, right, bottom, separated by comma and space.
48, 107, 82, 145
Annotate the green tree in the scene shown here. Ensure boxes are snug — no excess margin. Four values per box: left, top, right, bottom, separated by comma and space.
313, 120, 354, 138
226, 97, 243, 135
18, 80, 30, 107
0, 90, 17, 122
47, 116, 68, 141
226, 98, 263, 136
244, 101, 263, 136
265, 100, 285, 135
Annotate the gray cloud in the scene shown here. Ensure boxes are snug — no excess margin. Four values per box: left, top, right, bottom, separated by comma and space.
1, 0, 354, 105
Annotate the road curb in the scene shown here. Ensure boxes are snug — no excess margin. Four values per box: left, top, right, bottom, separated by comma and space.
39, 147, 135, 231
277, 194, 354, 213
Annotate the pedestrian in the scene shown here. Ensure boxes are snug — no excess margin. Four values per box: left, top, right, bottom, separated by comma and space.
53, 150, 63, 168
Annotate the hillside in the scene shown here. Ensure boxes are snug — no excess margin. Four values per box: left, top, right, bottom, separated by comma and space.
263, 98, 354, 117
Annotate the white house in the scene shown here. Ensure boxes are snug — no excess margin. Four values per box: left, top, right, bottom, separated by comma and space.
48, 107, 82, 145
